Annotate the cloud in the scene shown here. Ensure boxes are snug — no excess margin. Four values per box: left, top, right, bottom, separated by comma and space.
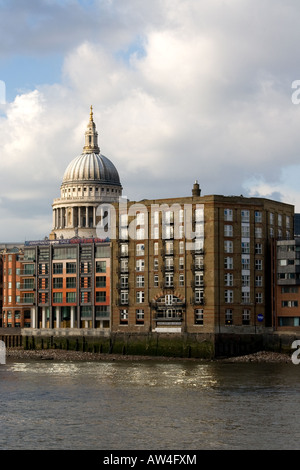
1, 0, 300, 241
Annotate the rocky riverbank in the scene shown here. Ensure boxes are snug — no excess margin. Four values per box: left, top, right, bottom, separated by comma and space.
5, 347, 292, 363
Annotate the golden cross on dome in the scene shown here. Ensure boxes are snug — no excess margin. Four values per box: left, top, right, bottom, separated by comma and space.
90, 105, 93, 121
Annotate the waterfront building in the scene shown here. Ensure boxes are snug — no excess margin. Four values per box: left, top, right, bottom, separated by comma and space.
275, 238, 300, 329
110, 189, 294, 334
1, 240, 111, 331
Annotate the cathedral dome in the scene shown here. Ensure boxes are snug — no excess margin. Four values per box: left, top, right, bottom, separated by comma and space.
62, 105, 121, 187
62, 152, 121, 186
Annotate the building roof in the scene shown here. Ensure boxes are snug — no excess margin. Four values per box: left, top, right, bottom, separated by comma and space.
62, 106, 122, 187
62, 152, 121, 186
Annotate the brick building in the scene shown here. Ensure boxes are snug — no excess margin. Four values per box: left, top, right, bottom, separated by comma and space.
110, 188, 294, 334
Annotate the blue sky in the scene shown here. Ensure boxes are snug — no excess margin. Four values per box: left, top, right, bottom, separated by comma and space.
1, 0, 300, 241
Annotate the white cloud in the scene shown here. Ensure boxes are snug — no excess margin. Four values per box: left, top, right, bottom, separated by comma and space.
1, 0, 300, 240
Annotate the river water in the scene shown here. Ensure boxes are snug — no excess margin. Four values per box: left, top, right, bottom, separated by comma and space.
0, 357, 299, 450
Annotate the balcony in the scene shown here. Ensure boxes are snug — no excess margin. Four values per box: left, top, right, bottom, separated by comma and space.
154, 313, 183, 322
18, 297, 35, 305
20, 270, 35, 276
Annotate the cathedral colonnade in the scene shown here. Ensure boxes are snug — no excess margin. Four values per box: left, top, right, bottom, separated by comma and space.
53, 205, 98, 230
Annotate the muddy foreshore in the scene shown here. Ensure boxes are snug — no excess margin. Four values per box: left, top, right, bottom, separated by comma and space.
5, 348, 292, 363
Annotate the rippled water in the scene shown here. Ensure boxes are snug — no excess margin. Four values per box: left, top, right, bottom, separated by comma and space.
0, 357, 300, 450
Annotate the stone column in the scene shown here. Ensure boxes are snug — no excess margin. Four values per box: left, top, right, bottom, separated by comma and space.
70, 306, 75, 328
31, 307, 36, 328
78, 207, 81, 228
71, 207, 74, 228
86, 206, 89, 227
56, 307, 61, 328
93, 206, 96, 228
42, 307, 46, 329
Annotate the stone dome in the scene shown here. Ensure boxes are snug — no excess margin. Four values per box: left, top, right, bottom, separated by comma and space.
62, 152, 121, 186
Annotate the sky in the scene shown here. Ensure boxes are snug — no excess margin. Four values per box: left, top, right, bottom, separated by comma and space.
1, 0, 300, 242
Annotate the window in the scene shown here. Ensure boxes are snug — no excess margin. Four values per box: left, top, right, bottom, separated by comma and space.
120, 290, 128, 305
225, 309, 233, 325
165, 241, 174, 255
136, 259, 144, 271
225, 290, 233, 303
241, 257, 250, 270
154, 275, 159, 287
241, 242, 250, 253
224, 209, 233, 221
224, 241, 233, 253
255, 227, 262, 238
136, 309, 144, 323
195, 309, 203, 325
194, 256, 204, 270
179, 274, 184, 286
242, 309, 250, 325
66, 263, 76, 274
224, 257, 233, 269
154, 258, 159, 271
165, 273, 174, 287
96, 291, 106, 303
242, 275, 250, 286
136, 275, 144, 287
278, 214, 282, 227
256, 292, 263, 304
269, 212, 274, 225
136, 243, 145, 256
225, 273, 233, 286
66, 292, 76, 303
282, 300, 298, 307
241, 225, 250, 237
165, 258, 174, 271
255, 259, 263, 270
53, 292, 63, 303
255, 243, 262, 255
241, 210, 250, 222
53, 278, 63, 289
120, 243, 129, 256
242, 291, 250, 304
53, 247, 77, 259
224, 225, 233, 237
195, 289, 204, 304
154, 242, 158, 255
136, 228, 145, 240
96, 276, 106, 288
96, 261, 106, 273
66, 277, 76, 288
120, 275, 128, 288
120, 259, 128, 272
136, 291, 144, 303
255, 211, 262, 223
195, 272, 204, 287
120, 309, 128, 323
179, 257, 184, 270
